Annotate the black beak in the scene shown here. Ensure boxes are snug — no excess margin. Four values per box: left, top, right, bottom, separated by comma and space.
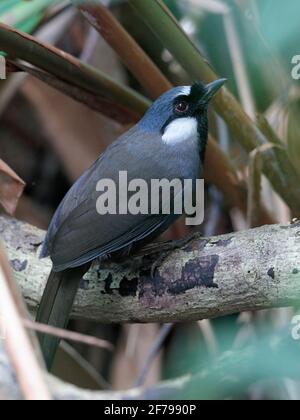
200, 78, 226, 106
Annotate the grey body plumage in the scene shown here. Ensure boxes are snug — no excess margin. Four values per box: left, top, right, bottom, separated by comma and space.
41, 126, 200, 271
41, 80, 226, 272
37, 79, 225, 369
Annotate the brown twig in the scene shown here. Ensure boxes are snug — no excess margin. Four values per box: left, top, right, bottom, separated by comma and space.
23, 319, 114, 352
0, 159, 25, 215
0, 247, 51, 401
78, 2, 172, 99
134, 324, 173, 387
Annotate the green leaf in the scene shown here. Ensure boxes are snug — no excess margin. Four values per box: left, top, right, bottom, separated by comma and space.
18, 14, 43, 33
0, 0, 61, 28
0, 0, 20, 15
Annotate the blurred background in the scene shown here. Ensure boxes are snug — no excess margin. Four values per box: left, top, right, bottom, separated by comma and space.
1, 0, 300, 400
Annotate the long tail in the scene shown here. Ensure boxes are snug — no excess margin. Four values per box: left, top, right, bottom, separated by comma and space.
36, 264, 90, 370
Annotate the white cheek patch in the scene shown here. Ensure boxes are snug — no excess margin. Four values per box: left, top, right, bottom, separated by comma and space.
179, 86, 191, 96
162, 117, 198, 145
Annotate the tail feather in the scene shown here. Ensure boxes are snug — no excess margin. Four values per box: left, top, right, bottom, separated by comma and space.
36, 264, 90, 370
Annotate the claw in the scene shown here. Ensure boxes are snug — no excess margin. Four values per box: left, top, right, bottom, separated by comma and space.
150, 252, 168, 279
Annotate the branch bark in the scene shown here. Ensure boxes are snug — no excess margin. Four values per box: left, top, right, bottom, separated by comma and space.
1, 216, 300, 324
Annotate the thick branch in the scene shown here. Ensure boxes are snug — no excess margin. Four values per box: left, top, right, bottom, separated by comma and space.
1, 216, 300, 323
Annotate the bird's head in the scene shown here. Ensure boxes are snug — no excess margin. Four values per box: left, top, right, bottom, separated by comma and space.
138, 79, 226, 146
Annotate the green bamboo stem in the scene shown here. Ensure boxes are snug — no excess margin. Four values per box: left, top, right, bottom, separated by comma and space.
129, 0, 300, 215
0, 22, 150, 120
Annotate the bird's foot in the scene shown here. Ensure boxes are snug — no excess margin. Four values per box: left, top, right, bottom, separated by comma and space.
150, 251, 170, 279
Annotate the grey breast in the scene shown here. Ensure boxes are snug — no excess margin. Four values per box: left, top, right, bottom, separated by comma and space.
41, 126, 201, 271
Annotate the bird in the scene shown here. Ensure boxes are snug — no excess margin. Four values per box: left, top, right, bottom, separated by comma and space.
36, 79, 226, 369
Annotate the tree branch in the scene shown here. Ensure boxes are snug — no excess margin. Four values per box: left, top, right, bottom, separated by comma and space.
1, 216, 300, 324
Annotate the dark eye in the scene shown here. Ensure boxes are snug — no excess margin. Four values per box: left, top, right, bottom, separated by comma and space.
175, 101, 189, 114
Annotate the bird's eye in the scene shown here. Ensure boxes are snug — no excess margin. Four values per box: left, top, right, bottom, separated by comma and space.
175, 101, 189, 114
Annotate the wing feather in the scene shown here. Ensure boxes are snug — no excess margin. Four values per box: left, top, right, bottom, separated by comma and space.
41, 127, 189, 271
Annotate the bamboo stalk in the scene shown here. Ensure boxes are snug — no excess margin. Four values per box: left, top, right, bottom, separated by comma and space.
223, 11, 256, 119
129, 0, 300, 215
77, 1, 172, 99
0, 22, 150, 119
12, 61, 141, 124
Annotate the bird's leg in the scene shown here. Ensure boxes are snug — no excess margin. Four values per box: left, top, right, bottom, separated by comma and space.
139, 231, 200, 256
150, 252, 169, 278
